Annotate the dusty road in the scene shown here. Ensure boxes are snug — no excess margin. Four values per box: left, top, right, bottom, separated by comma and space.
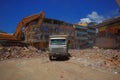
0, 57, 120, 80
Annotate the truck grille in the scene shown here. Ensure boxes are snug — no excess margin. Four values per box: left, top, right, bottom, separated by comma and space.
51, 48, 65, 53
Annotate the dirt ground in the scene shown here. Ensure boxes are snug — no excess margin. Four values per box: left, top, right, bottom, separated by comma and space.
0, 46, 120, 80
0, 57, 120, 80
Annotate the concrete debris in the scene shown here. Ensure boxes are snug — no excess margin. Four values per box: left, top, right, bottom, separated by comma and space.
0, 46, 42, 60
0, 46, 120, 73
69, 48, 120, 73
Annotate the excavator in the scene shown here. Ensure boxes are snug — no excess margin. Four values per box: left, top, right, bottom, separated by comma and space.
14, 11, 44, 41
116, 0, 120, 6
0, 11, 45, 47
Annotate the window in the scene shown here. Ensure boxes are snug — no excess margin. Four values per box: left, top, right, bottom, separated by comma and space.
50, 39, 66, 45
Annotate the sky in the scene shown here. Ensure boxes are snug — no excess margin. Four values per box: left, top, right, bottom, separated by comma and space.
0, 0, 120, 33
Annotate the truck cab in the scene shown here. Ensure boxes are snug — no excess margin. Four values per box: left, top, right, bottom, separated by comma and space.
49, 35, 69, 60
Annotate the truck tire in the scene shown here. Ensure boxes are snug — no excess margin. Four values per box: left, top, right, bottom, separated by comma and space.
49, 55, 53, 61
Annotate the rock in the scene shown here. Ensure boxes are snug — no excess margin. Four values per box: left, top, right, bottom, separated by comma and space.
93, 46, 99, 49
69, 48, 120, 73
71, 57, 76, 60
0, 46, 43, 61
114, 72, 118, 74
23, 47, 29, 51
0, 47, 3, 50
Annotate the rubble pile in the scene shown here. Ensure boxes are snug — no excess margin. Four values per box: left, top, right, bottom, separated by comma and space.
0, 46, 41, 60
70, 48, 120, 73
0, 45, 120, 73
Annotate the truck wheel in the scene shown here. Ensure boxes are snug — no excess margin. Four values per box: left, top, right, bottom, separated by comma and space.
49, 55, 53, 61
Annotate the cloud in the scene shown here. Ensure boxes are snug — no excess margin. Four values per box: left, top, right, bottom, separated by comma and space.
78, 18, 92, 24
78, 11, 105, 24
87, 11, 104, 23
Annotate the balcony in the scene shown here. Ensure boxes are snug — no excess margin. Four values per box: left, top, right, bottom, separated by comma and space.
76, 37, 88, 40
87, 30, 96, 33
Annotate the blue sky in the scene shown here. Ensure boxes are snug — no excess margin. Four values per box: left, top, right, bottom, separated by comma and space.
0, 0, 119, 33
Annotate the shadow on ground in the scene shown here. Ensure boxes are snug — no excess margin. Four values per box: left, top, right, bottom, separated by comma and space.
50, 53, 71, 61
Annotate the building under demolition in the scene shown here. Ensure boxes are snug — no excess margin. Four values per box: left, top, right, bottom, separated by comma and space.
74, 23, 96, 49
0, 11, 96, 50
24, 17, 97, 49
25, 18, 75, 49
95, 16, 120, 48
74, 24, 88, 49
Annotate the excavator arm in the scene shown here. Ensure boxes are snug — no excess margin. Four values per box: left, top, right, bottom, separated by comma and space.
116, 0, 120, 6
14, 11, 45, 40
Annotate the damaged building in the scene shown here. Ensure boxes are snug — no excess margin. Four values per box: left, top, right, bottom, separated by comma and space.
73, 22, 96, 49
0, 12, 96, 49
24, 18, 75, 49
24, 17, 97, 49
95, 16, 120, 49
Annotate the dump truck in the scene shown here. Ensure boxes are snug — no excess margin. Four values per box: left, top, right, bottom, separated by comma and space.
49, 35, 69, 60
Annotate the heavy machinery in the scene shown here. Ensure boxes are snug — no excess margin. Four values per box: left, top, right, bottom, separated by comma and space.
116, 0, 120, 6
14, 11, 44, 41
0, 11, 45, 47
49, 35, 69, 60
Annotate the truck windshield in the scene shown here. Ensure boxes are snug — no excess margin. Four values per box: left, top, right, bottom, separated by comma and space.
50, 39, 66, 45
